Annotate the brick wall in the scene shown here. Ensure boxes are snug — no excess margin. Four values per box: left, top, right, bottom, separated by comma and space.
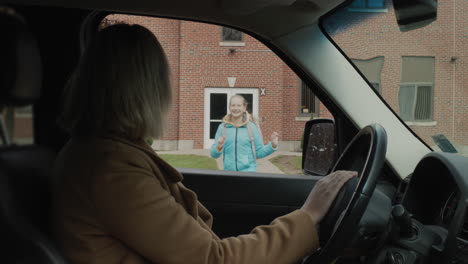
15, 5, 466, 151
109, 15, 326, 150
107, 6, 468, 151
178, 20, 306, 148
326, 0, 468, 147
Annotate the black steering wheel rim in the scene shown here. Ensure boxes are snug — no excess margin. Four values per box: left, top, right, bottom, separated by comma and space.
309, 123, 387, 264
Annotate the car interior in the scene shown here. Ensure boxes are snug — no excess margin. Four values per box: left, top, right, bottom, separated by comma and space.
1, 0, 468, 263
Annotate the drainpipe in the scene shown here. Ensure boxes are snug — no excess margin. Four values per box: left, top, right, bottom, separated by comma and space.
452, 0, 456, 140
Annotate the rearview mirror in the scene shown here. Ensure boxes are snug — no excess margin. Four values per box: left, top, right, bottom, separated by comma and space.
393, 0, 437, 32
302, 119, 337, 176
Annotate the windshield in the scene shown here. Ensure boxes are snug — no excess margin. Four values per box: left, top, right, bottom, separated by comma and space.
322, 0, 467, 157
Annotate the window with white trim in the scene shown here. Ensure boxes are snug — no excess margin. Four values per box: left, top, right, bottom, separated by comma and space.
399, 57, 434, 122
352, 56, 384, 94
0, 106, 34, 145
300, 81, 318, 115
222, 27, 242, 42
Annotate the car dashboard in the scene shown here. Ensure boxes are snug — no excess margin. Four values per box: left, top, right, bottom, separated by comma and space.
402, 152, 468, 263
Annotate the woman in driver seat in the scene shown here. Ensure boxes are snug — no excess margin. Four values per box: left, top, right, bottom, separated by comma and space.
52, 23, 356, 264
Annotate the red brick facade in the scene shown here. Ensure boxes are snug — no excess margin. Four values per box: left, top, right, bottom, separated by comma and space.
106, 4, 468, 151
10, 2, 468, 152
8, 2, 466, 152
327, 0, 468, 150
106, 14, 326, 151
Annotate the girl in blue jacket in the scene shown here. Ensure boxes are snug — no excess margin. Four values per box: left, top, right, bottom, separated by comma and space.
210, 95, 279, 172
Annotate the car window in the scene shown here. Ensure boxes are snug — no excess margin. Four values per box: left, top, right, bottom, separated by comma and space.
0, 106, 34, 145
100, 14, 332, 175
323, 0, 467, 157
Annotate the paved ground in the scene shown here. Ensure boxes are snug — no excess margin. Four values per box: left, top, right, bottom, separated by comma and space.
156, 148, 302, 174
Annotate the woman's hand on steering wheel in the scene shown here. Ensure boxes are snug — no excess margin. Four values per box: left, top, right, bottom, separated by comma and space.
303, 124, 387, 264
301, 170, 358, 224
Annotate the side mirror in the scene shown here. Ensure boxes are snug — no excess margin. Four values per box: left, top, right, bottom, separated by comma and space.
393, 0, 437, 32
302, 119, 337, 176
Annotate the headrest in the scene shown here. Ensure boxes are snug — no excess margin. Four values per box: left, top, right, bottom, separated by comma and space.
0, 9, 42, 106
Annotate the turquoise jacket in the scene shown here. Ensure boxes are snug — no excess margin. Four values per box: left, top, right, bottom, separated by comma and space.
210, 115, 276, 172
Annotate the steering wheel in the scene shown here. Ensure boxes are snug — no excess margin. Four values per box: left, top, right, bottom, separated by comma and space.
305, 124, 387, 264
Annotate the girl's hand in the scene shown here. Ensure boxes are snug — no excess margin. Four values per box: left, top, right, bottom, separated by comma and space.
270, 132, 279, 148
217, 136, 226, 151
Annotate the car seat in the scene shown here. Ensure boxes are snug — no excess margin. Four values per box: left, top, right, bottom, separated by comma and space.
0, 8, 69, 264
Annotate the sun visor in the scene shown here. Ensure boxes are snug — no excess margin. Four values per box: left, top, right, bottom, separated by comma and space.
220, 0, 297, 15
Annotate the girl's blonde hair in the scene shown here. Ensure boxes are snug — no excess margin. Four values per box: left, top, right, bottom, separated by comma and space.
229, 94, 248, 106
59, 24, 171, 139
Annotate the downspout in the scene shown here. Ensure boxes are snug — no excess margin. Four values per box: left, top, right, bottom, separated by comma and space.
452, 0, 456, 140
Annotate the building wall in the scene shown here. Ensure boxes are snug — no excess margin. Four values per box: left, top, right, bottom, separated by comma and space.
108, 15, 322, 150
14, 4, 466, 151
95, 14, 361, 153
178, 21, 300, 149
327, 0, 468, 148
106, 6, 468, 152
454, 0, 468, 147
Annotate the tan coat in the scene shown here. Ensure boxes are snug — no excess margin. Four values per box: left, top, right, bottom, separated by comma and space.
53, 135, 319, 264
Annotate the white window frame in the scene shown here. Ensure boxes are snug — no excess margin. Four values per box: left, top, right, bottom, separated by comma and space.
399, 82, 434, 122
220, 27, 245, 46
299, 81, 319, 117
351, 56, 384, 94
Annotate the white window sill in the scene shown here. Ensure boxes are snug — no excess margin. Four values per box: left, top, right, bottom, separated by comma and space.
219, 41, 245, 47
15, 113, 33, 118
405, 121, 437, 126
347, 8, 388, 13
295, 115, 315, 121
